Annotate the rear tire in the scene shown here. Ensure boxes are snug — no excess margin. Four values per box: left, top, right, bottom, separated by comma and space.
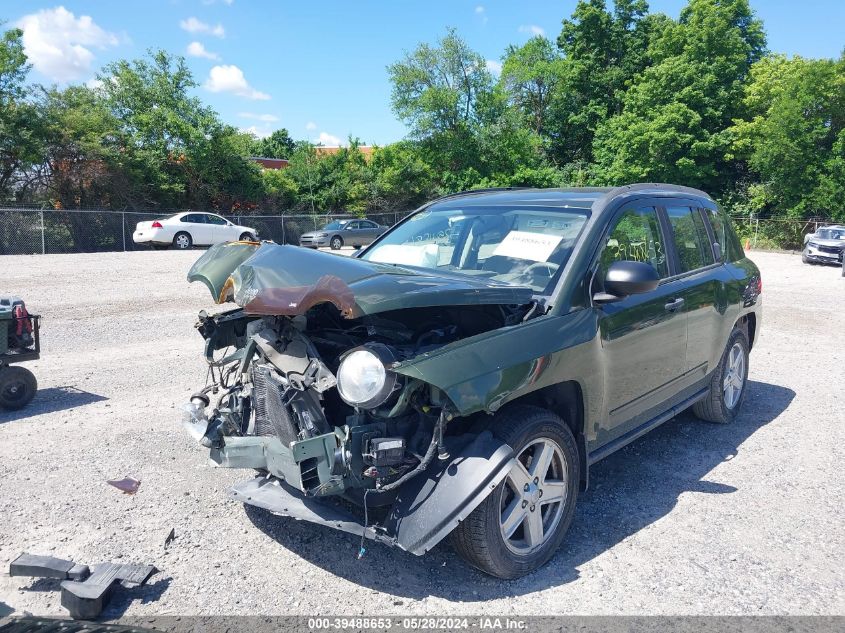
692, 327, 750, 424
450, 405, 579, 579
173, 232, 192, 250
330, 236, 343, 250
0, 366, 37, 410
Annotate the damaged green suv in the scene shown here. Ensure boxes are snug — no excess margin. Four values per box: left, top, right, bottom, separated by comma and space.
184, 184, 761, 578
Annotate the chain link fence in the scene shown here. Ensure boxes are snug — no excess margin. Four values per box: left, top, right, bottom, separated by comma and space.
1, 206, 839, 255
0, 208, 407, 255
729, 216, 840, 250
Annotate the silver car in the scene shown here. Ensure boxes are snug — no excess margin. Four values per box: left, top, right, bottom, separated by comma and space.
299, 219, 386, 250
802, 225, 845, 265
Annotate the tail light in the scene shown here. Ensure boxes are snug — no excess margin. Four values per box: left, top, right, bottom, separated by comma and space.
151, 221, 163, 228
757, 275, 763, 294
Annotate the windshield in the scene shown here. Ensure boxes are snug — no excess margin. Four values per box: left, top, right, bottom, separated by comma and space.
322, 221, 348, 230
817, 228, 845, 240
360, 205, 589, 293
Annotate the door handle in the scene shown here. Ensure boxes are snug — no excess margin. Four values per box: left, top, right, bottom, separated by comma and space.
664, 298, 685, 312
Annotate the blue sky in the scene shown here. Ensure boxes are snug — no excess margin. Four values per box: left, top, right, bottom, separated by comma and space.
8, 1, 845, 146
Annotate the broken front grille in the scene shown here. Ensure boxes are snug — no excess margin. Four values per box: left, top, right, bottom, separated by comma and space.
252, 364, 299, 446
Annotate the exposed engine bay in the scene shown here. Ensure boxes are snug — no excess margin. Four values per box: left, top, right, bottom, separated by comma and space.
184, 300, 529, 503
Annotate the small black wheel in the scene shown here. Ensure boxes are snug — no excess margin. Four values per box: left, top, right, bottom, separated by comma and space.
692, 327, 750, 424
173, 232, 193, 250
450, 405, 579, 579
330, 236, 343, 250
0, 366, 37, 410
239, 232, 256, 242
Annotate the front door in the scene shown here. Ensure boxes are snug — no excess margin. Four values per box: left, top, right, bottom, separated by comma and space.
595, 204, 689, 445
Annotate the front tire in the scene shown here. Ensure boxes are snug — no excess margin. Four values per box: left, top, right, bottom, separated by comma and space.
450, 405, 579, 579
239, 232, 256, 242
692, 327, 750, 424
0, 366, 37, 410
173, 232, 192, 250
330, 236, 343, 250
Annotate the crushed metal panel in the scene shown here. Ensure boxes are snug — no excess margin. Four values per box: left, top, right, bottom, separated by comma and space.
228, 477, 392, 545
9, 554, 158, 620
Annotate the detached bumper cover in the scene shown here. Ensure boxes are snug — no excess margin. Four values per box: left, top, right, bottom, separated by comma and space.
230, 430, 515, 555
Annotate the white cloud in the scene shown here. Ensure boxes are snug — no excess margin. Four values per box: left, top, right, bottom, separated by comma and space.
204, 65, 270, 100
314, 132, 342, 146
16, 6, 119, 82
485, 60, 502, 75
305, 121, 317, 131
240, 125, 272, 139
239, 112, 279, 122
186, 41, 219, 60
179, 17, 225, 38
518, 24, 545, 36
475, 5, 488, 24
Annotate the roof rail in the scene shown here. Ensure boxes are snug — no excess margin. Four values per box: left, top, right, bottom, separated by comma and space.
429, 187, 531, 204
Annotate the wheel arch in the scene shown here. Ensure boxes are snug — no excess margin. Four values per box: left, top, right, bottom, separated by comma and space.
503, 380, 589, 491
736, 312, 757, 350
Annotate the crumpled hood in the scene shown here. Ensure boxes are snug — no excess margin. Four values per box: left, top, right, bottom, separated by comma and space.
808, 237, 845, 247
187, 242, 534, 318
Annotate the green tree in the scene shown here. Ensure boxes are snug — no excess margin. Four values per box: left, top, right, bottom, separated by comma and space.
388, 28, 494, 138
730, 54, 845, 220
98, 49, 261, 209
0, 27, 44, 199
256, 128, 296, 159
549, 0, 665, 164
593, 0, 766, 190
368, 141, 435, 211
500, 36, 565, 135
38, 85, 121, 208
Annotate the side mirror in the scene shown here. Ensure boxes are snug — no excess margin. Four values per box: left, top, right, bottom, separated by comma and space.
594, 260, 660, 303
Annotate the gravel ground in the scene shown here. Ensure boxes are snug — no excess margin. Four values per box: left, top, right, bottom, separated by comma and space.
0, 249, 843, 617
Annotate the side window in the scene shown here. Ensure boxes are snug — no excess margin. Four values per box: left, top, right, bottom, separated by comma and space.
346, 221, 360, 229
666, 206, 714, 272
702, 208, 725, 260
180, 214, 194, 223
600, 206, 669, 278
361, 221, 376, 229
205, 214, 227, 225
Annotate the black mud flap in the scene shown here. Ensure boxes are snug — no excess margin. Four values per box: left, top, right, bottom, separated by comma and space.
384, 430, 515, 555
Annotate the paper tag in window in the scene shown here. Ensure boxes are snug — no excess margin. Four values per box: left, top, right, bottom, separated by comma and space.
492, 231, 562, 262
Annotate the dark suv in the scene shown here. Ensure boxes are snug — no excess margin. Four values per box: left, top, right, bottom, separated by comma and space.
184, 184, 761, 578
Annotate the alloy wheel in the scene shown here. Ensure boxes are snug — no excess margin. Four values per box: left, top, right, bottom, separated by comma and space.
499, 438, 568, 555
722, 342, 746, 409
176, 234, 190, 249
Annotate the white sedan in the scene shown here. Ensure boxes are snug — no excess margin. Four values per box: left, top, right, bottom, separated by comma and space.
133, 212, 258, 250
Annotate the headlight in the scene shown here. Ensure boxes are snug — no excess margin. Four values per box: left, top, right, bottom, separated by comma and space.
336, 344, 398, 408
317, 232, 328, 238
807, 241, 819, 249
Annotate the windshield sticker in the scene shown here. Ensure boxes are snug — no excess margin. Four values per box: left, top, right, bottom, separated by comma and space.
492, 231, 562, 262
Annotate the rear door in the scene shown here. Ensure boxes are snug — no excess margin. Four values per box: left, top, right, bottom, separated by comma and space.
664, 203, 726, 379
359, 220, 381, 244
345, 220, 363, 244
596, 203, 689, 444
205, 213, 234, 243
